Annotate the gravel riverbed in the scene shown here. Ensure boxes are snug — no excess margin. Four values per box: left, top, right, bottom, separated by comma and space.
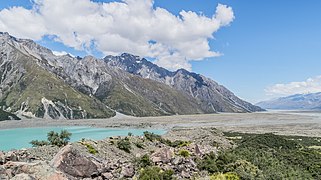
1, 111, 321, 137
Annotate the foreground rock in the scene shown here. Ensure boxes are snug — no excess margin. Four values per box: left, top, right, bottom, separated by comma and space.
151, 147, 174, 163
50, 145, 101, 178
0, 161, 67, 179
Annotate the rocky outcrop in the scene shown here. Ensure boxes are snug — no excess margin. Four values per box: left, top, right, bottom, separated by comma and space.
50, 145, 100, 178
120, 164, 135, 178
0, 161, 68, 180
0, 33, 115, 119
0, 128, 233, 179
151, 147, 174, 163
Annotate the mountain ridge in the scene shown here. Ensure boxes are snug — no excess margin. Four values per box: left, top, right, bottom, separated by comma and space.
0, 32, 263, 120
104, 53, 264, 113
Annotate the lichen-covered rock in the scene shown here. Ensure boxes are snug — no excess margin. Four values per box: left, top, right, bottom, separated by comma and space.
0, 161, 67, 180
5, 151, 18, 162
102, 172, 113, 179
50, 145, 100, 178
121, 164, 134, 178
151, 147, 174, 163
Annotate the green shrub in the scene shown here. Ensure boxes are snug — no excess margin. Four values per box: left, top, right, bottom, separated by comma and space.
47, 130, 72, 147
134, 141, 145, 149
224, 160, 263, 180
110, 140, 115, 145
178, 149, 190, 157
197, 151, 219, 173
139, 166, 174, 180
30, 140, 49, 147
117, 138, 131, 153
128, 132, 133, 136
197, 151, 237, 175
30, 130, 72, 147
144, 131, 162, 141
136, 154, 152, 168
210, 172, 240, 180
84, 143, 98, 155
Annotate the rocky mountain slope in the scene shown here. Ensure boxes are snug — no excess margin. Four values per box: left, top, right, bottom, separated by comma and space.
256, 92, 321, 110
104, 54, 263, 112
0, 32, 263, 120
0, 33, 115, 119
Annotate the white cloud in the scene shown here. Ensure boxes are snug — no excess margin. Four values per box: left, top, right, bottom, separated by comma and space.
266, 76, 321, 96
0, 0, 234, 71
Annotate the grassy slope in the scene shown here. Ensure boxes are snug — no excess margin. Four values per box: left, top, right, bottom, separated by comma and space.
124, 75, 204, 115
104, 80, 166, 117
101, 74, 204, 117
1, 52, 115, 119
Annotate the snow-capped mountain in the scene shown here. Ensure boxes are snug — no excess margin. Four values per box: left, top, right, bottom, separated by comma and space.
0, 32, 263, 120
256, 92, 321, 110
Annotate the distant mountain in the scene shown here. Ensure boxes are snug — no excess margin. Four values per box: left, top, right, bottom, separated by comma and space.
0, 32, 263, 120
256, 92, 321, 110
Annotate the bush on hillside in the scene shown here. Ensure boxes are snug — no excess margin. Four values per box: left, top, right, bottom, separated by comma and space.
139, 166, 174, 180
135, 154, 152, 168
117, 137, 132, 153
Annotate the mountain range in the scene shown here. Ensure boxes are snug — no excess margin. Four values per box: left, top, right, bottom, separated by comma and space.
0, 32, 263, 120
256, 92, 321, 110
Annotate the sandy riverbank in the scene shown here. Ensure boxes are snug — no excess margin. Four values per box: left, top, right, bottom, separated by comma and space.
1, 111, 321, 137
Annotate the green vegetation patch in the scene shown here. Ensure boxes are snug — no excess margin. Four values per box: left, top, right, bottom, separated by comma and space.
178, 149, 190, 157
210, 172, 240, 180
209, 132, 321, 179
117, 137, 132, 153
135, 154, 152, 168
104, 82, 166, 117
80, 141, 98, 155
139, 166, 174, 180
0, 109, 20, 121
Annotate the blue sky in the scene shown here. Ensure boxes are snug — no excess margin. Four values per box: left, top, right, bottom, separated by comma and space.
1, 0, 321, 103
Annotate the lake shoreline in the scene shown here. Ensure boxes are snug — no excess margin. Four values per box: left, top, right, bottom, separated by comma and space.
1, 111, 321, 137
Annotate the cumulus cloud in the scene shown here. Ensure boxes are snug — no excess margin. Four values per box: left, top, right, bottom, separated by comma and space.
266, 76, 321, 96
0, 0, 234, 70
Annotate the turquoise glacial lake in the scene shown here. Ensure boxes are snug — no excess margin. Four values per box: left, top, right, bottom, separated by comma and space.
0, 126, 166, 151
